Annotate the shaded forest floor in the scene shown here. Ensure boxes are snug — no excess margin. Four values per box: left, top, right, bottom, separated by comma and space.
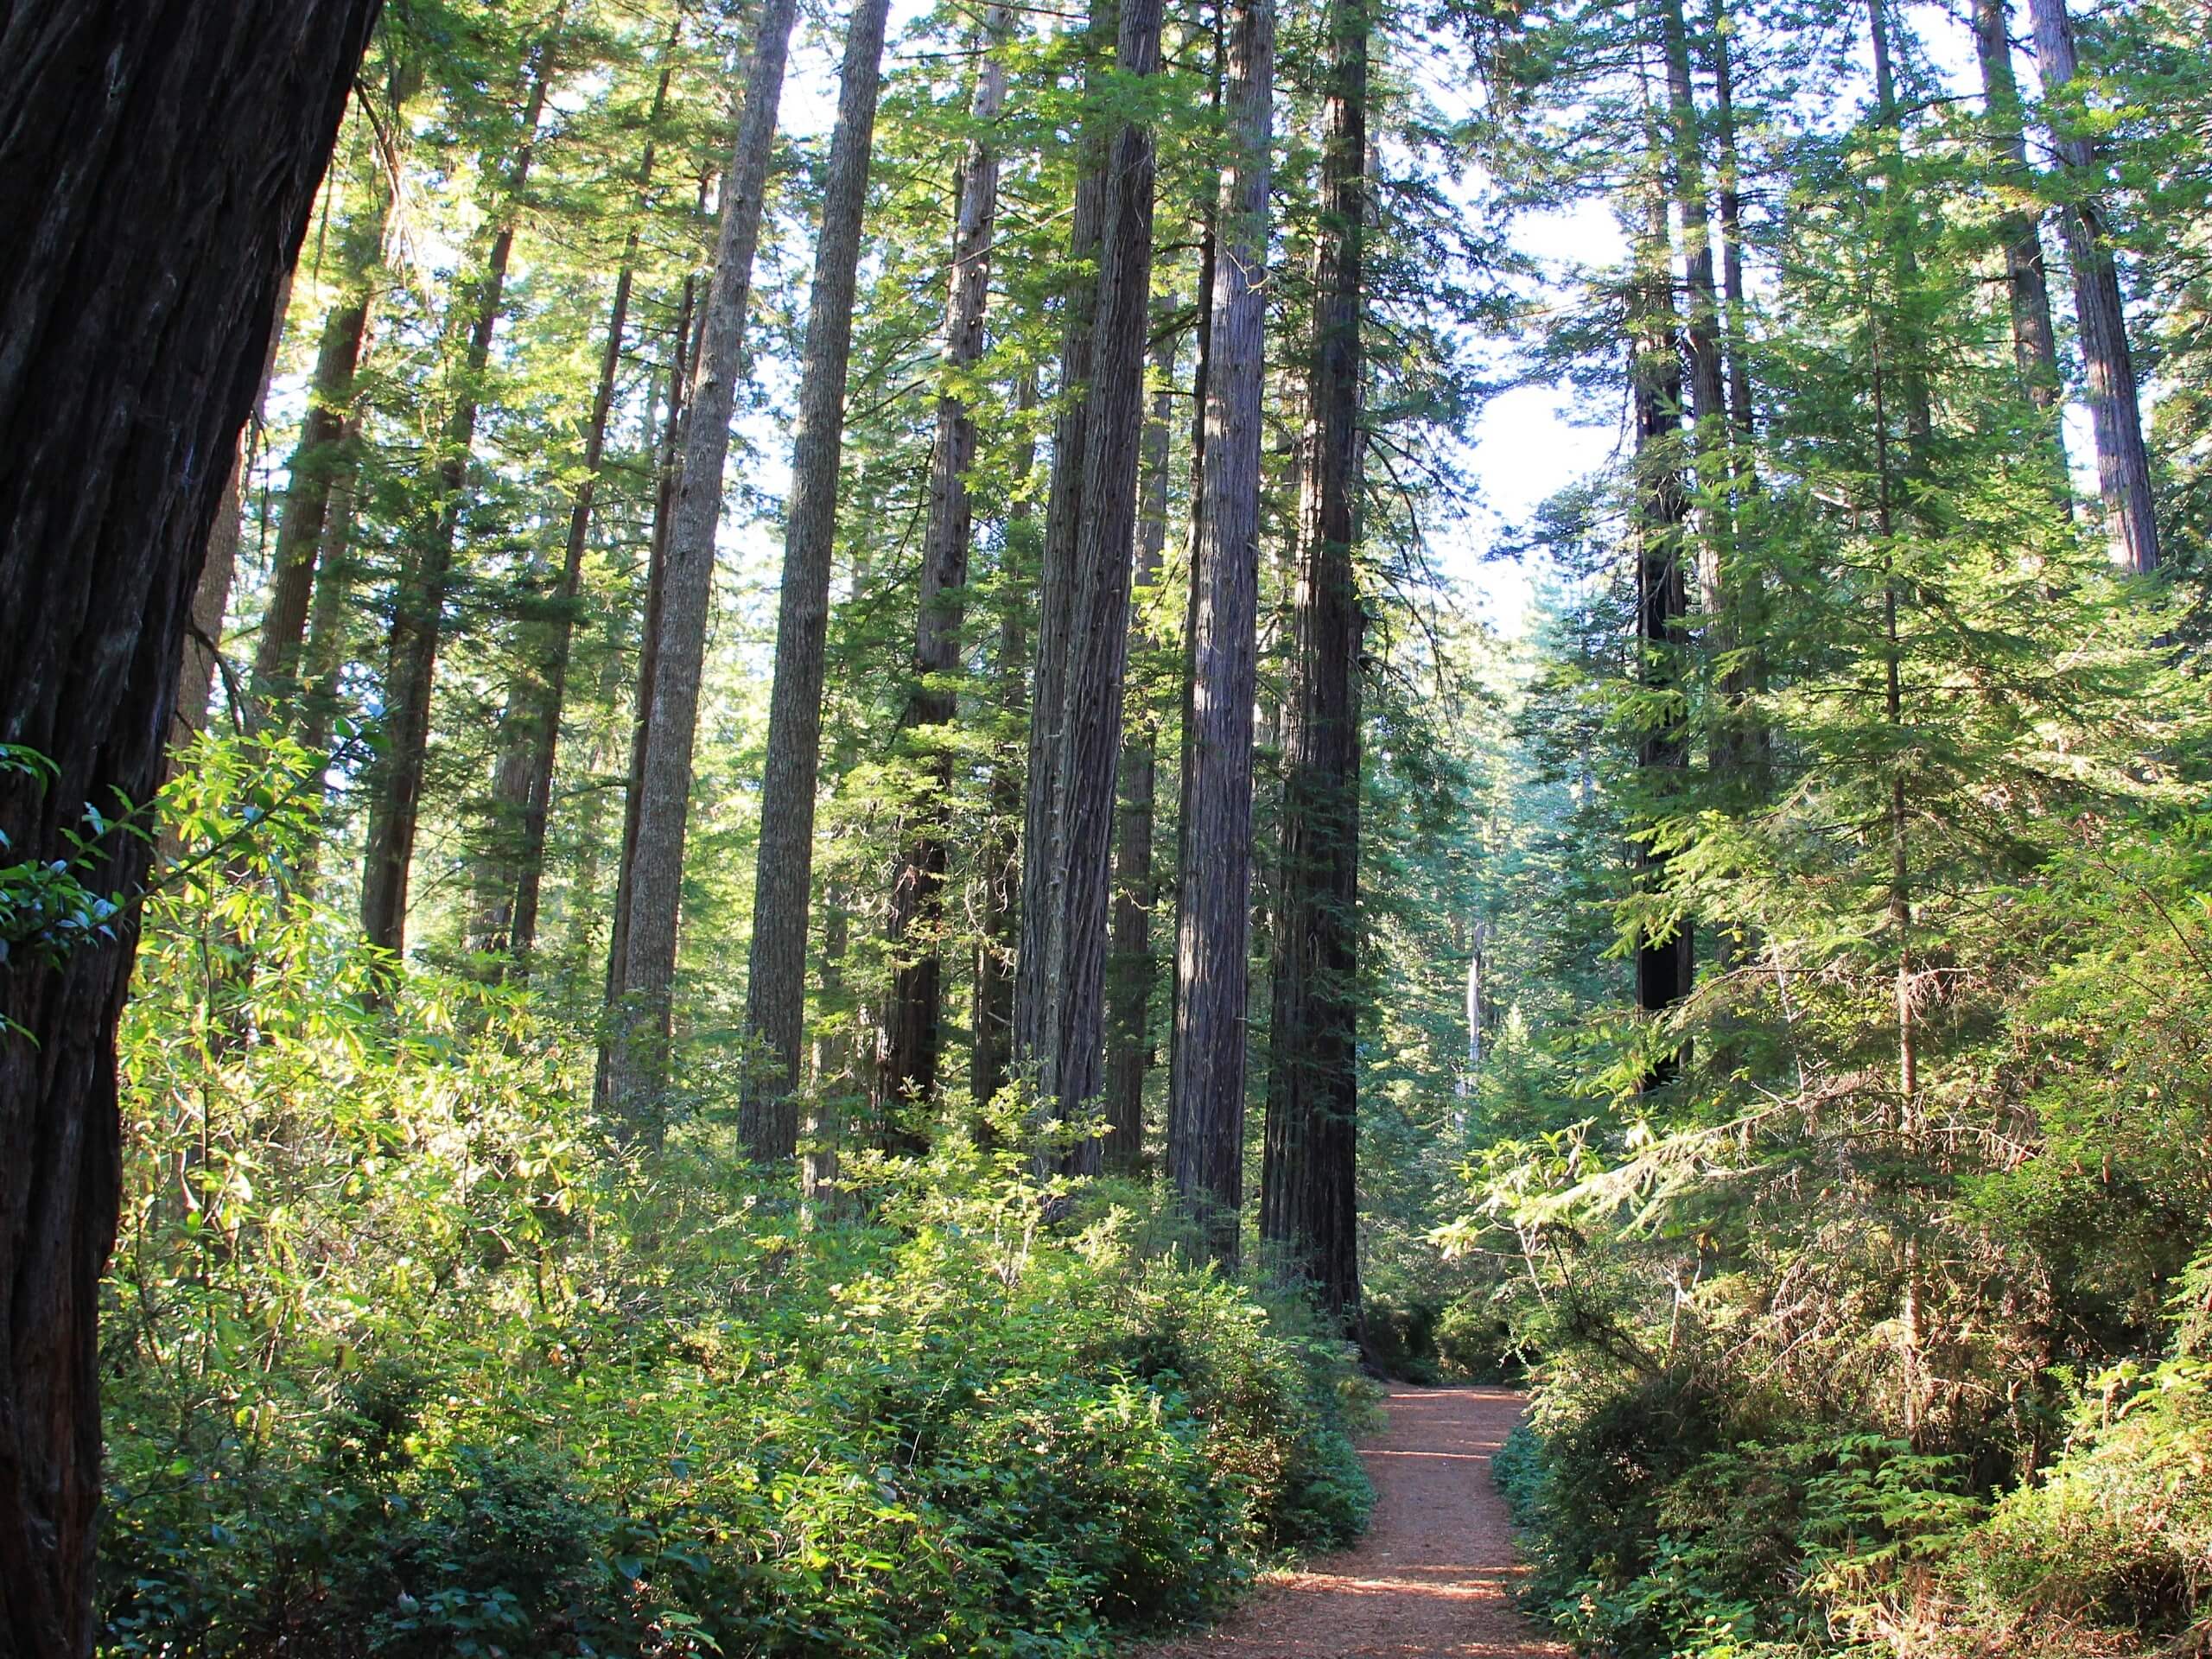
1135, 1388, 1567, 1658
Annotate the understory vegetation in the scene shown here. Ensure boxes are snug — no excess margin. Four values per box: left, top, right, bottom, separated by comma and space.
101, 751, 1372, 1658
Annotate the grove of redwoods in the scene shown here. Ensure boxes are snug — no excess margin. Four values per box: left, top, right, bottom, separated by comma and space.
3, 0, 2210, 1652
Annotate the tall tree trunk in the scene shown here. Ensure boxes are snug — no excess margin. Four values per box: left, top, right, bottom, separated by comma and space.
1167, 0, 1275, 1261
298, 411, 369, 776
972, 378, 1040, 1113
1707, 0, 1756, 450
1972, 0, 2064, 433
177, 271, 296, 751
599, 265, 702, 1119
250, 149, 391, 723
735, 0, 895, 1163
1027, 0, 1169, 1176
474, 48, 678, 963
1261, 0, 1366, 1329
876, 8, 1013, 1128
1630, 160, 1694, 1074
0, 10, 374, 1652
1866, 0, 1934, 461
359, 45, 555, 957
2027, 0, 2158, 573
602, 0, 798, 1138
1652, 0, 1728, 459
1103, 331, 1177, 1174
1014, 0, 1117, 1090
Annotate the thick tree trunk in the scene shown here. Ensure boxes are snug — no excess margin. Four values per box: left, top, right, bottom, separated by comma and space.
359, 49, 554, 957
474, 50, 677, 964
1652, 0, 1727, 456
2027, 0, 2158, 574
1103, 338, 1175, 1175
602, 0, 798, 1138
1027, 0, 1169, 1176
0, 9, 375, 1652
1014, 0, 1117, 1090
1167, 0, 1275, 1262
876, 9, 1013, 1129
735, 0, 895, 1162
250, 153, 390, 723
972, 380, 1040, 1113
1631, 168, 1694, 1068
1260, 0, 1366, 1331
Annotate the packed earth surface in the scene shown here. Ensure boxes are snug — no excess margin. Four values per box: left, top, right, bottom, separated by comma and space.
1138, 1389, 1568, 1659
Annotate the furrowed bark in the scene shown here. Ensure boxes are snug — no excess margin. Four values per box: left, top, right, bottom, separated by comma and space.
0, 7, 376, 1650
735, 0, 895, 1162
1260, 0, 1367, 1332
1167, 0, 1275, 1261
1971, 0, 2064, 429
1031, 0, 1169, 1177
602, 0, 798, 1139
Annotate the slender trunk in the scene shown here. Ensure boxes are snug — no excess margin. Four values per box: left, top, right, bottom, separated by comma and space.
1260, 0, 1365, 1328
877, 8, 1013, 1129
0, 10, 373, 1651
1972, 0, 2065, 434
177, 271, 296, 753
600, 264, 702, 1111
475, 48, 678, 963
603, 0, 799, 1139
1867, 0, 1935, 461
251, 149, 391, 723
972, 379, 1040, 1112
1653, 0, 1727, 458
1707, 0, 1755, 450
298, 412, 368, 773
1168, 0, 1274, 1262
1028, 0, 1169, 1177
1103, 332, 1176, 1174
1631, 158, 1694, 1071
1014, 0, 1118, 1087
359, 46, 554, 957
735, 0, 895, 1163
2027, 0, 2158, 573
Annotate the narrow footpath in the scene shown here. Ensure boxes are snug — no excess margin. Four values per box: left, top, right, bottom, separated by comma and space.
1140, 1387, 1570, 1659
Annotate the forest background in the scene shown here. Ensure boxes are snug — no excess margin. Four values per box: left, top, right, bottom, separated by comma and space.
2, 0, 2209, 1653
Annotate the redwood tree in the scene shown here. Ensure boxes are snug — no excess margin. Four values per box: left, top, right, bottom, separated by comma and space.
0, 10, 378, 1651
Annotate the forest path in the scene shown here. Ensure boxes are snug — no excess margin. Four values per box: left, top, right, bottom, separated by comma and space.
1135, 1387, 1568, 1659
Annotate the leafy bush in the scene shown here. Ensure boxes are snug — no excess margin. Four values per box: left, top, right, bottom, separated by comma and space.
97, 742, 1372, 1656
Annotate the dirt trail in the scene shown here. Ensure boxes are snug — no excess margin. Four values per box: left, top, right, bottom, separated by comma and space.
1138, 1387, 1569, 1659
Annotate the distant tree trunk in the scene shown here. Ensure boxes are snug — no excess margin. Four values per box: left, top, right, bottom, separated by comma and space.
359, 46, 554, 957
474, 48, 677, 963
972, 379, 1040, 1112
876, 8, 1013, 1130
2027, 0, 2158, 573
1972, 0, 2063, 433
1630, 165, 1694, 1074
175, 271, 295, 749
1103, 332, 1176, 1174
599, 264, 702, 1118
1168, 0, 1275, 1261
602, 0, 798, 1139
250, 150, 391, 724
735, 0, 895, 1163
1866, 0, 1934, 461
0, 9, 375, 1652
1014, 0, 1117, 1092
1707, 0, 1755, 450
1027, 0, 1168, 1176
297, 411, 369, 783
1261, 0, 1364, 1326
1652, 0, 1727, 457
